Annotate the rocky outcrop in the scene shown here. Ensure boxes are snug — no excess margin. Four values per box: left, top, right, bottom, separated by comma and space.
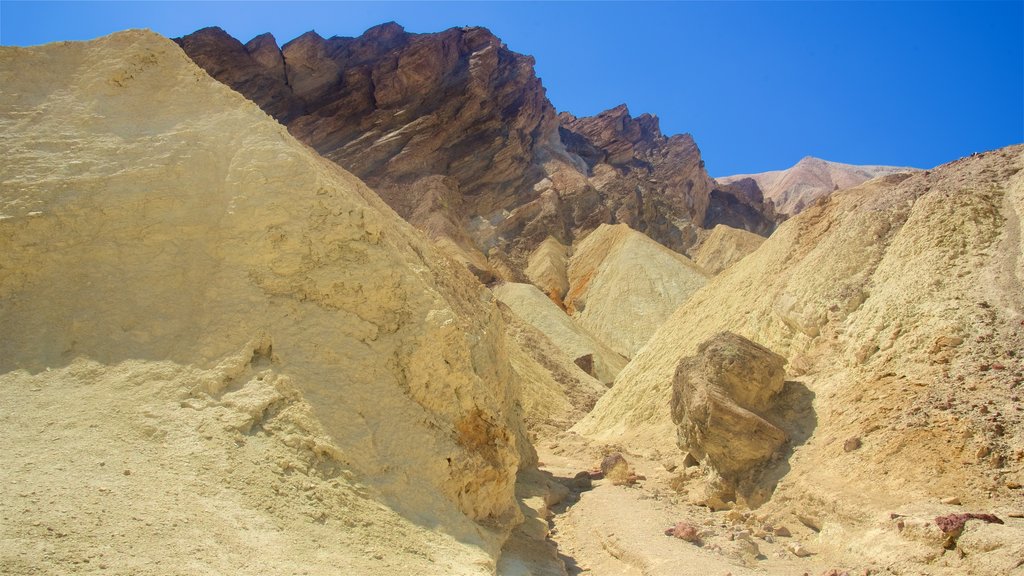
558, 105, 717, 253
670, 333, 789, 505
176, 26, 772, 276
0, 30, 542, 571
565, 223, 708, 358
718, 156, 919, 216
177, 24, 569, 267
704, 177, 781, 236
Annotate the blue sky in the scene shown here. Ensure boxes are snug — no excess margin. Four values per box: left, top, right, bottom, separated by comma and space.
1, 1, 1021, 175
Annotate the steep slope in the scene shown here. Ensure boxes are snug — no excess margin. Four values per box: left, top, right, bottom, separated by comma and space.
524, 236, 570, 306
692, 223, 766, 275
177, 26, 767, 275
496, 301, 609, 435
719, 156, 919, 215
558, 105, 718, 253
492, 282, 628, 384
575, 146, 1024, 572
0, 30, 536, 573
565, 224, 709, 358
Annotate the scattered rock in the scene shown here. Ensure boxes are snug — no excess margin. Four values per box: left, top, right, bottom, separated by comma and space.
774, 525, 792, 537
571, 471, 593, 491
786, 541, 813, 557
664, 521, 701, 543
940, 496, 962, 505
600, 452, 631, 485
843, 437, 862, 452
935, 512, 1004, 549
797, 513, 822, 532
573, 354, 595, 377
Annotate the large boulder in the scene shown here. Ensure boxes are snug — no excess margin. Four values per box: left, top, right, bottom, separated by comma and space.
670, 333, 788, 503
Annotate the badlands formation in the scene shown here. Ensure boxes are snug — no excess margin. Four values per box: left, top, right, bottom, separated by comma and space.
2, 25, 1022, 576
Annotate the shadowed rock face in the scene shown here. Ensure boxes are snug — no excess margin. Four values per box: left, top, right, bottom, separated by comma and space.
704, 177, 782, 236
177, 24, 778, 273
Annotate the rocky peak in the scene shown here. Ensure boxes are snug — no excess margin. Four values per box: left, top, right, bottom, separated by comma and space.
244, 33, 284, 76
560, 104, 668, 166
178, 24, 778, 276
361, 21, 406, 42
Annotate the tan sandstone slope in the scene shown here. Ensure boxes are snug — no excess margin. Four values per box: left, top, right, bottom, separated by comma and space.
0, 30, 543, 574
492, 282, 628, 384
719, 156, 919, 215
565, 223, 709, 358
575, 146, 1024, 572
691, 223, 766, 275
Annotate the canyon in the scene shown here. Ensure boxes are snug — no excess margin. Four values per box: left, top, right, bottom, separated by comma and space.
1, 24, 1021, 576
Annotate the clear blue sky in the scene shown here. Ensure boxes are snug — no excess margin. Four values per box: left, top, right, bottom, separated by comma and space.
1, 1, 1021, 175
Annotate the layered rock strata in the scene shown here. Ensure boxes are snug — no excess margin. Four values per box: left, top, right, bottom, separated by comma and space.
177, 25, 776, 276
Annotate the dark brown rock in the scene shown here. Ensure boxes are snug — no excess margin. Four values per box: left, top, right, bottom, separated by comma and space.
574, 353, 595, 376
178, 25, 776, 274
559, 105, 718, 253
704, 178, 782, 236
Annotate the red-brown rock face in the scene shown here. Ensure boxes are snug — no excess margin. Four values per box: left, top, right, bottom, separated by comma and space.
559, 105, 718, 252
177, 24, 776, 271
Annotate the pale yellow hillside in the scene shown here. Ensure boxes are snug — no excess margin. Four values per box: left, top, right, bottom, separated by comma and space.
493, 282, 628, 384
0, 30, 535, 574
565, 223, 709, 358
576, 144, 1024, 523
691, 223, 766, 275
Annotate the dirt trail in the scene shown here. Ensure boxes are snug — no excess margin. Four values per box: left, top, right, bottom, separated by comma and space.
534, 434, 845, 576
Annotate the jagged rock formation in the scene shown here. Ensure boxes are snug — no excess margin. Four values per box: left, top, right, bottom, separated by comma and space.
670, 332, 789, 507
718, 156, 919, 216
0, 30, 554, 573
558, 105, 717, 252
575, 145, 1024, 572
176, 25, 770, 276
692, 224, 766, 275
492, 282, 628, 384
564, 224, 709, 358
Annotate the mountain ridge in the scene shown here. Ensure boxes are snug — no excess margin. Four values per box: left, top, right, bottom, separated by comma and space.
175, 24, 781, 279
